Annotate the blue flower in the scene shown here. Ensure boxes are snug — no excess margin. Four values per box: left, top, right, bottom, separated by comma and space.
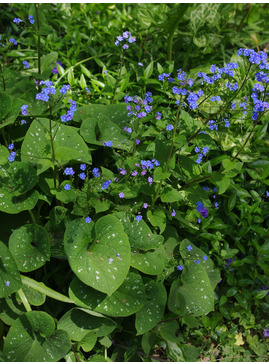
64, 184, 71, 190
21, 120, 27, 125
119, 192, 125, 198
187, 245, 192, 251
136, 215, 142, 222
203, 255, 208, 261
166, 124, 174, 131
85, 216, 91, 223
103, 141, 113, 147
21, 105, 28, 115
177, 265, 183, 271
80, 164, 86, 171
22, 60, 30, 69
28, 15, 35, 24
5, 281, 10, 287
9, 38, 18, 45
64, 167, 75, 176
13, 18, 23, 24
79, 173, 86, 180
8, 143, 14, 150
102, 180, 112, 190
171, 209, 176, 217
8, 152, 16, 162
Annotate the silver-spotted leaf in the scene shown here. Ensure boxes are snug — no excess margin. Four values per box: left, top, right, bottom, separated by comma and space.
0, 241, 22, 298
3, 311, 70, 362
64, 215, 130, 295
9, 224, 50, 272
57, 308, 116, 341
135, 278, 167, 335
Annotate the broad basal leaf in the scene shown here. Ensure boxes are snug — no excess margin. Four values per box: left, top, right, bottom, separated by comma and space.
0, 241, 22, 298
135, 278, 167, 335
0, 162, 39, 214
3, 311, 70, 362
21, 118, 91, 174
64, 215, 130, 295
69, 271, 147, 317
9, 224, 50, 272
57, 308, 116, 341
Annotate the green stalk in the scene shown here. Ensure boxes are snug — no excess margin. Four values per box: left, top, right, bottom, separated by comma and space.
0, 63, 6, 91
34, 4, 41, 91
151, 104, 181, 208
17, 288, 32, 312
21, 275, 74, 304
111, 54, 124, 104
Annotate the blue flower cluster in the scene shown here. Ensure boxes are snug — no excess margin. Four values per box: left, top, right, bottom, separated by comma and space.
92, 168, 100, 177
208, 120, 218, 131
28, 15, 35, 24
59, 84, 71, 95
36, 81, 56, 102
21, 105, 28, 116
102, 179, 112, 190
13, 18, 23, 24
196, 201, 208, 218
9, 38, 17, 45
22, 60, 30, 69
195, 146, 209, 164
61, 99, 77, 122
124, 92, 153, 119
8, 144, 16, 162
115, 31, 136, 49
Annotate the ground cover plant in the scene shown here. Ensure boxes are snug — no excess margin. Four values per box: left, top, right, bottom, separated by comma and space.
0, 3, 269, 362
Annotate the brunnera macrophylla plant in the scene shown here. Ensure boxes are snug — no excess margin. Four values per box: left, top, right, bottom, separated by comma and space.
0, 9, 269, 361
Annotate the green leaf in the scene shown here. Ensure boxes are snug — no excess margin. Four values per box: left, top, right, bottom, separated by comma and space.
147, 209, 166, 233
144, 61, 154, 80
179, 110, 196, 134
79, 331, 97, 352
69, 271, 147, 317
4, 311, 70, 361
21, 118, 91, 174
135, 278, 167, 335
18, 283, 46, 306
160, 186, 183, 202
57, 308, 116, 341
153, 166, 171, 181
212, 172, 231, 194
0, 161, 39, 213
116, 212, 165, 274
168, 262, 215, 317
9, 224, 50, 272
180, 239, 220, 289
41, 52, 58, 79
0, 92, 12, 120
0, 241, 22, 298
64, 216, 130, 295
0, 294, 27, 325
0, 145, 9, 165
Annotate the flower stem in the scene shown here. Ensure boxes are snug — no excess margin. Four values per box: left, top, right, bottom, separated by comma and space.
151, 104, 181, 208
34, 4, 41, 91
17, 288, 32, 312
111, 55, 124, 104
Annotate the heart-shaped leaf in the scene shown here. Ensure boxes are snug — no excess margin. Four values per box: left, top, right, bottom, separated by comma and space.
0, 162, 39, 214
0, 295, 27, 325
64, 215, 130, 295
3, 311, 71, 362
135, 278, 167, 335
0, 241, 22, 298
69, 271, 147, 317
180, 239, 220, 289
116, 212, 165, 274
9, 224, 50, 272
21, 118, 91, 174
168, 261, 214, 317
57, 308, 116, 341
